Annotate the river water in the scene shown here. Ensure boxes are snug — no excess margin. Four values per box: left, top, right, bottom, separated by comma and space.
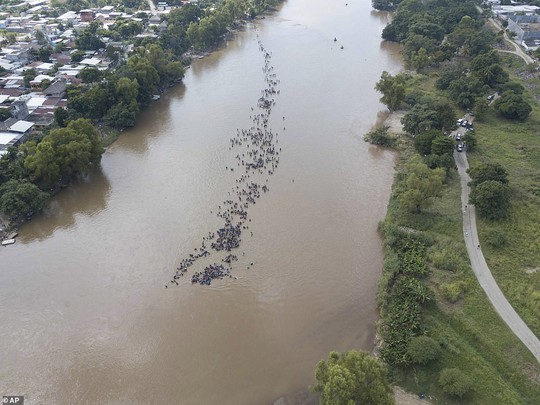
0, 1, 402, 403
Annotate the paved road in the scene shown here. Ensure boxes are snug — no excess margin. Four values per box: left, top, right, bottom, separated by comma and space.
453, 123, 540, 364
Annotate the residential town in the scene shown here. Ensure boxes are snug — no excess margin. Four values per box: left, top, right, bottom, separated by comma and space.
0, 0, 185, 157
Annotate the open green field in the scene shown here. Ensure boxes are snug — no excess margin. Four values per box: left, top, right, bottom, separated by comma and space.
467, 60, 540, 339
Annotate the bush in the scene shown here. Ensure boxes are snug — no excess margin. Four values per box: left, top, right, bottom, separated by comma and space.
427, 244, 461, 272
440, 282, 466, 303
439, 368, 473, 398
484, 229, 507, 249
364, 126, 397, 147
408, 335, 442, 364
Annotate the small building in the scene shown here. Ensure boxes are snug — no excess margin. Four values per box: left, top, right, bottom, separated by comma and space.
10, 100, 29, 119
80, 9, 95, 23
8, 120, 35, 134
43, 80, 67, 98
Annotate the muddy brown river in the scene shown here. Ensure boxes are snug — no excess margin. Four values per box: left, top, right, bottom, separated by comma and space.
0, 1, 402, 403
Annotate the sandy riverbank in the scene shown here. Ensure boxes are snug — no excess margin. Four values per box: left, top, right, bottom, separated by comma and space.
373, 109, 406, 135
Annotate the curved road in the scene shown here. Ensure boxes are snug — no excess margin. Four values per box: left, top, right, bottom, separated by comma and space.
454, 143, 540, 364
487, 18, 535, 65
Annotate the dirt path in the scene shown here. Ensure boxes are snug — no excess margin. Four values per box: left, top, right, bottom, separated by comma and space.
453, 118, 540, 364
394, 387, 432, 405
487, 18, 535, 65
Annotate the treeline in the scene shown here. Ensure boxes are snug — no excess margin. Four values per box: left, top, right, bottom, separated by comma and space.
186, 0, 279, 50
375, 0, 532, 120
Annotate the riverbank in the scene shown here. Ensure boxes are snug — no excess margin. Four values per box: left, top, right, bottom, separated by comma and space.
374, 68, 540, 405
0, 7, 283, 244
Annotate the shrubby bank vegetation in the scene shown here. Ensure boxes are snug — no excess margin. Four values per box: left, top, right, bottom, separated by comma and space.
347, 0, 540, 403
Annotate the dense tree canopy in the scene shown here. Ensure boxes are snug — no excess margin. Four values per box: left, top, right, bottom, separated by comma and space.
399, 156, 445, 213
468, 163, 508, 187
314, 350, 395, 405
0, 179, 49, 217
401, 99, 455, 135
493, 91, 532, 121
470, 180, 511, 220
375, 71, 409, 111
23, 119, 103, 186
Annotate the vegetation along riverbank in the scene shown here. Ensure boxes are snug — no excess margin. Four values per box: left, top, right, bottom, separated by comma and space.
359, 0, 540, 403
0, 0, 282, 239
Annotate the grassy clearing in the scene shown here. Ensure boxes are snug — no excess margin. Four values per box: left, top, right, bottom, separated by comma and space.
466, 59, 540, 338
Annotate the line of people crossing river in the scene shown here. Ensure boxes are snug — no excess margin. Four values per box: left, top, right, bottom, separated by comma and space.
168, 35, 283, 288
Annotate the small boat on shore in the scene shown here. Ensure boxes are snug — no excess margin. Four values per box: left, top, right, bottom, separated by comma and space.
2, 239, 15, 246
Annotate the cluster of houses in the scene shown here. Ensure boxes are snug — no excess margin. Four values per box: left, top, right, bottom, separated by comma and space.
484, 0, 540, 51
0, 0, 189, 156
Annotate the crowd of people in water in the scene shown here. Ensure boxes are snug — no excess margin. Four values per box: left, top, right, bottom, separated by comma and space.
168, 35, 283, 287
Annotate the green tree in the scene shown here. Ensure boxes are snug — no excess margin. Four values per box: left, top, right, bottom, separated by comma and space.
375, 71, 408, 112
407, 336, 441, 364
79, 67, 102, 83
493, 91, 532, 121
24, 119, 103, 186
0, 107, 11, 121
463, 132, 477, 152
104, 101, 139, 128
115, 77, 139, 104
71, 50, 86, 62
468, 163, 508, 187
372, 0, 401, 10
469, 180, 511, 220
413, 130, 438, 155
38, 46, 53, 62
436, 62, 467, 91
431, 135, 454, 156
76, 28, 105, 50
54, 107, 69, 127
314, 350, 394, 405
401, 104, 439, 135
399, 156, 445, 213
439, 368, 473, 398
448, 77, 484, 109
473, 97, 489, 120
0, 179, 49, 217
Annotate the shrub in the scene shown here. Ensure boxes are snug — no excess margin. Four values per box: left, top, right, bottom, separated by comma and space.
484, 229, 507, 249
364, 126, 397, 147
428, 246, 461, 272
408, 335, 442, 364
440, 282, 466, 303
439, 368, 473, 398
